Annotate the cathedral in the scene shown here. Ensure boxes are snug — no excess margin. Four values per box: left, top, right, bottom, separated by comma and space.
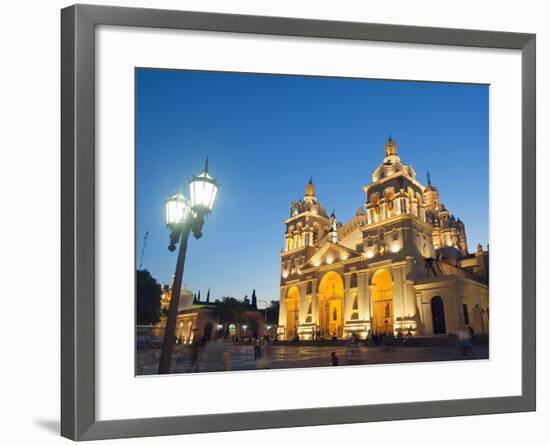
277, 137, 489, 340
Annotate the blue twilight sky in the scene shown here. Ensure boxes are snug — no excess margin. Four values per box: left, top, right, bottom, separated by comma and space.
136, 69, 488, 303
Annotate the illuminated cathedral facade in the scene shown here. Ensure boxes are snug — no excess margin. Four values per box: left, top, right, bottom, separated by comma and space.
277, 137, 489, 340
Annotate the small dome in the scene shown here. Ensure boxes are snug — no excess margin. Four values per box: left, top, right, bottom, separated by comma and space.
178, 287, 194, 310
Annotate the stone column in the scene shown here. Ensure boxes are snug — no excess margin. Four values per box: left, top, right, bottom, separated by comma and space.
381, 203, 387, 221
444, 288, 462, 334
298, 281, 308, 325
344, 273, 352, 321
415, 291, 424, 334
411, 200, 418, 217
472, 305, 483, 333
391, 265, 407, 331
311, 278, 318, 326
357, 271, 370, 321
368, 284, 376, 329
278, 286, 287, 327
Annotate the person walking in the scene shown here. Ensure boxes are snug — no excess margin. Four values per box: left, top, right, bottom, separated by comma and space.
457, 325, 474, 357
330, 351, 339, 366
189, 335, 202, 372
253, 337, 262, 359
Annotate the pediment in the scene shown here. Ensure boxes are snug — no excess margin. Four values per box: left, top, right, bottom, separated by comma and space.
305, 242, 361, 268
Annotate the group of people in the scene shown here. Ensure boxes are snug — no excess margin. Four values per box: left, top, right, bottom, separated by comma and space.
311, 329, 339, 341
366, 328, 414, 346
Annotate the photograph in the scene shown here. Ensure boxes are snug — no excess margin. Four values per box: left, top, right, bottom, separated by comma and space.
135, 68, 490, 375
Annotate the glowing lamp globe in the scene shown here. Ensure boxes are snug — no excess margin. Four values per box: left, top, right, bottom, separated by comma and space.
189, 159, 218, 212
165, 191, 191, 225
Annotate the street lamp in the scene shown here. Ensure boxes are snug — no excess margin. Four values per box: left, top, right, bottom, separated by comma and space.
165, 191, 192, 252
189, 159, 218, 216
258, 299, 269, 334
158, 159, 219, 374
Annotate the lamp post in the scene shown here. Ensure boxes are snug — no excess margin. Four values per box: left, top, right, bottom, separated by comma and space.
258, 299, 269, 333
158, 159, 218, 374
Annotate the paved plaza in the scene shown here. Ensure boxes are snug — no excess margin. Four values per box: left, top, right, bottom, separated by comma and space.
137, 340, 488, 375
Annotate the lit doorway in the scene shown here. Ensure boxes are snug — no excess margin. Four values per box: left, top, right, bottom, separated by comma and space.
318, 271, 344, 338
286, 286, 300, 339
372, 269, 394, 334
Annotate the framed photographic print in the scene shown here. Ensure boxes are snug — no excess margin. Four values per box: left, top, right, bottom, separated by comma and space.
61, 4, 536, 441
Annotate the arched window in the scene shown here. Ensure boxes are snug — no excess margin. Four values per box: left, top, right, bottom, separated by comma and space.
187, 321, 194, 343
178, 321, 184, 342
350, 292, 359, 320
306, 296, 313, 323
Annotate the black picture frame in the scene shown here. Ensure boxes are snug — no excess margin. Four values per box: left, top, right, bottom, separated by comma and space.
61, 4, 536, 441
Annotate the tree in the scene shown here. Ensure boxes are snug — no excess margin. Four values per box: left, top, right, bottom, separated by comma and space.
136, 269, 162, 325
214, 297, 247, 326
206, 288, 210, 303
244, 315, 260, 338
251, 289, 258, 310
266, 300, 280, 325
197, 290, 201, 303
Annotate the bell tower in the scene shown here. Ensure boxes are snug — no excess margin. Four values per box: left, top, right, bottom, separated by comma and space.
423, 173, 469, 256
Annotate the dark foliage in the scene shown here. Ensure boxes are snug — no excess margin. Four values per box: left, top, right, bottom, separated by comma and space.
136, 269, 162, 325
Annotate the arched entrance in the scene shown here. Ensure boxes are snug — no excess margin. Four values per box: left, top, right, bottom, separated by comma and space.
431, 296, 446, 334
318, 271, 344, 338
177, 321, 184, 343
186, 321, 193, 344
286, 286, 300, 339
372, 269, 394, 334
